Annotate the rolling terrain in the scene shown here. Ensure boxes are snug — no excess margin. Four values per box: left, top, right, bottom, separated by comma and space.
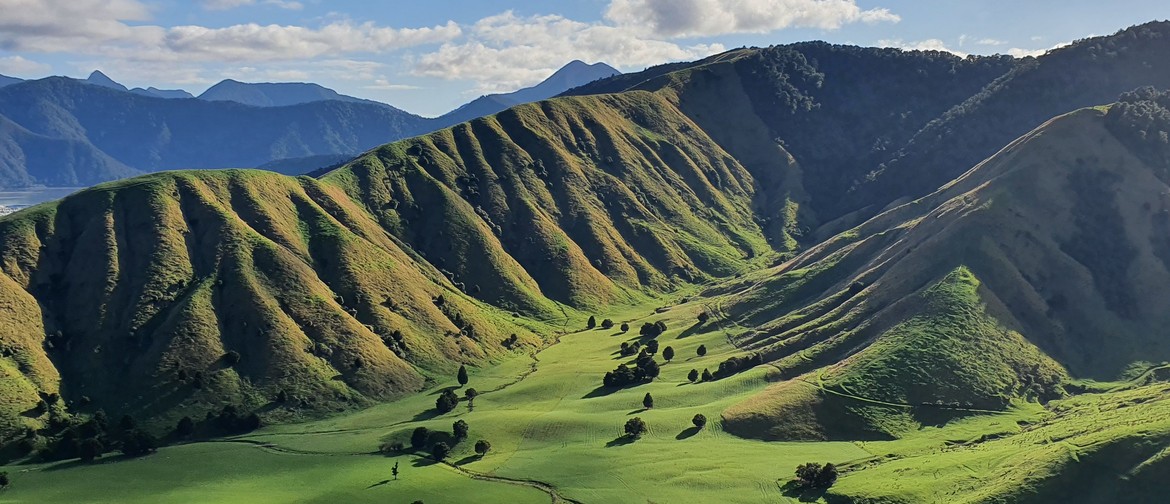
2, 21, 1170, 504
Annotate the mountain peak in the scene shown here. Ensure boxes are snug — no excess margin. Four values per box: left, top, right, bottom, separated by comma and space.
85, 70, 128, 92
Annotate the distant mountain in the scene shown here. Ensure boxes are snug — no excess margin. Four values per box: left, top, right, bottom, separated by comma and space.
82, 70, 127, 92
438, 60, 619, 124
0, 77, 435, 186
129, 86, 194, 99
0, 74, 22, 88
198, 79, 381, 107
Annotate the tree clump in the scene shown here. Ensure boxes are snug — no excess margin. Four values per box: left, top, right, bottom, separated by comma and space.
436, 389, 460, 413
603, 354, 660, 388
431, 442, 450, 461
624, 417, 648, 439
794, 462, 839, 489
639, 321, 667, 338
452, 420, 469, 441
411, 427, 429, 450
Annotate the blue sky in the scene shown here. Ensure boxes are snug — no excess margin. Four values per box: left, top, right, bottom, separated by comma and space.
0, 0, 1166, 116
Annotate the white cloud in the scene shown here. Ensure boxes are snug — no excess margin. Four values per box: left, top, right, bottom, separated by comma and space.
413, 11, 724, 93
878, 38, 966, 57
604, 0, 899, 38
976, 38, 1006, 46
0, 55, 51, 75
364, 79, 421, 91
161, 21, 461, 62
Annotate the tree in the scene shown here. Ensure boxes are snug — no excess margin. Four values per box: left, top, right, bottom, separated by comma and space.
453, 420, 469, 441
120, 429, 157, 457
816, 463, 839, 488
223, 350, 241, 366
474, 439, 491, 457
436, 389, 459, 413
119, 415, 136, 432
457, 365, 469, 387
697, 344, 707, 356
646, 339, 659, 355
465, 388, 479, 410
431, 442, 450, 461
642, 393, 654, 409
662, 346, 674, 362
392, 461, 399, 480
701, 368, 713, 382
698, 312, 710, 324
79, 438, 103, 463
688, 369, 699, 383
692, 414, 707, 429
601, 319, 614, 329
620, 322, 629, 333
411, 427, 429, 450
795, 463, 822, 487
0, 471, 8, 489
587, 316, 597, 329
624, 417, 647, 439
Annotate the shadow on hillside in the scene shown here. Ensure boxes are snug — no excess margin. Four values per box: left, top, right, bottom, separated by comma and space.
627, 408, 648, 415
780, 480, 827, 502
365, 479, 391, 489
412, 409, 442, 421
43, 454, 129, 472
675, 426, 700, 440
675, 323, 705, 339
454, 455, 480, 466
605, 436, 635, 448
411, 457, 440, 467
429, 385, 460, 396
582, 386, 617, 399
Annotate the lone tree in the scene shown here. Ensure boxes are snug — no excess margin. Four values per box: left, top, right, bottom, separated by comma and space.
587, 316, 597, 329
436, 389, 459, 413
392, 461, 399, 480
411, 427, 430, 450
696, 344, 707, 357
698, 312, 710, 324
601, 318, 614, 329
795, 462, 838, 489
688, 369, 699, 383
457, 365, 469, 387
646, 339, 660, 355
624, 417, 648, 439
692, 414, 707, 429
474, 439, 492, 457
701, 368, 713, 382
453, 420, 470, 441
620, 322, 630, 333
662, 346, 675, 362
465, 388, 479, 410
643, 393, 654, 409
431, 442, 450, 461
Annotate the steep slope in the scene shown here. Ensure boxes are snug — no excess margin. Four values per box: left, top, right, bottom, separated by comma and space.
0, 77, 434, 187
437, 61, 620, 125
0, 90, 771, 443
197, 79, 388, 108
0, 74, 22, 88
130, 87, 194, 99
82, 71, 127, 92
723, 97, 1170, 440
855, 21, 1170, 220
0, 113, 140, 186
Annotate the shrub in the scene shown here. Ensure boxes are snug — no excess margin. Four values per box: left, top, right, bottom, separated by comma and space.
620, 322, 629, 333
662, 346, 674, 362
431, 442, 450, 461
696, 344, 707, 356
688, 369, 699, 382
436, 389, 459, 413
624, 417, 647, 439
642, 393, 654, 409
175, 416, 195, 437
646, 339, 660, 355
601, 319, 614, 329
587, 316, 597, 329
453, 420, 469, 441
465, 388, 479, 409
474, 439, 491, 457
411, 427, 429, 450
457, 365, 469, 386
698, 312, 710, 324
692, 414, 707, 429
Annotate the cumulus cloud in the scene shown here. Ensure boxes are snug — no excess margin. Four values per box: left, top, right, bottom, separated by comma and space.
878, 38, 966, 57
604, 0, 899, 38
976, 38, 1006, 46
161, 21, 461, 62
201, 0, 303, 10
413, 11, 724, 93
0, 55, 51, 75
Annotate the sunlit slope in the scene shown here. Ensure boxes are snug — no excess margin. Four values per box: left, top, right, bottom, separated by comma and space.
724, 103, 1170, 439
323, 91, 771, 310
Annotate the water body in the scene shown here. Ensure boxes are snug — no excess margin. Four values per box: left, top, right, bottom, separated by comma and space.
0, 187, 84, 216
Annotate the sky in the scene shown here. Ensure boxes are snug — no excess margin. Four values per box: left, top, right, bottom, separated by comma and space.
0, 1, 1167, 117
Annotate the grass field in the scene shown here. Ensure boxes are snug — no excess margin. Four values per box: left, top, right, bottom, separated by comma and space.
3, 288, 1170, 503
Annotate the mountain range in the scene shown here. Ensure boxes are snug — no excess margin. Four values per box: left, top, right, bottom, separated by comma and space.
0, 61, 622, 188
3, 20, 1170, 503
